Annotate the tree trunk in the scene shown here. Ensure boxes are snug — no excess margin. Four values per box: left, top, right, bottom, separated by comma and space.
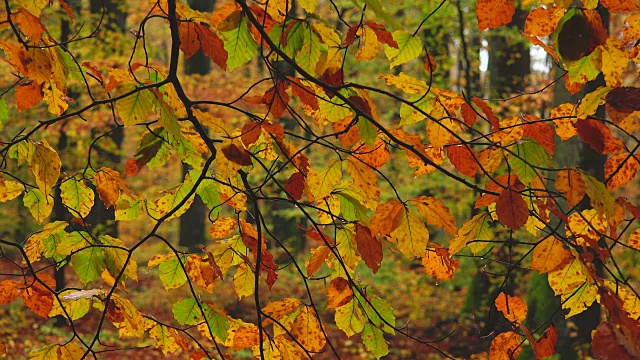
178, 0, 215, 250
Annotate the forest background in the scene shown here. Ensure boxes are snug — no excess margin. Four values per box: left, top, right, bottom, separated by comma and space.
0, 0, 640, 359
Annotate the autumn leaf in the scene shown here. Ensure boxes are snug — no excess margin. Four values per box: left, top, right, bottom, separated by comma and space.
421, 245, 459, 281
29, 140, 61, 198
326, 277, 353, 309
476, 0, 515, 31
532, 236, 571, 273
495, 189, 529, 230
495, 293, 528, 324
489, 331, 523, 360
604, 152, 639, 189
355, 223, 383, 273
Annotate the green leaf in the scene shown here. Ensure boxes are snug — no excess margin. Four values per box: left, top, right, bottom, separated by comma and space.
49, 289, 92, 320
115, 194, 145, 221
507, 140, 552, 184
358, 294, 395, 334
399, 94, 436, 126
223, 17, 257, 71
356, 117, 377, 147
203, 303, 230, 342
384, 31, 422, 68
100, 235, 137, 281
158, 257, 187, 290
155, 95, 182, 143
115, 85, 155, 126
0, 98, 7, 130
567, 48, 602, 85
172, 298, 202, 325
296, 30, 326, 76
55, 231, 91, 258
362, 322, 390, 358
60, 178, 94, 218
197, 179, 222, 218
28, 344, 58, 360
71, 246, 106, 283
23, 189, 54, 224
335, 298, 366, 337
23, 221, 67, 263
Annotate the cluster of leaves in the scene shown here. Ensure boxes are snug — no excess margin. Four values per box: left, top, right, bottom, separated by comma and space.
1, 0, 640, 358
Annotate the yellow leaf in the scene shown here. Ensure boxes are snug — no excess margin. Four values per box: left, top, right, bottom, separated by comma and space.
604, 152, 639, 189
409, 196, 457, 234
149, 323, 188, 355
389, 207, 430, 259
566, 209, 607, 246
379, 72, 428, 94
531, 236, 571, 273
29, 140, 61, 198
449, 213, 493, 255
427, 118, 457, 149
23, 189, 54, 224
555, 168, 585, 207
551, 103, 578, 140
24, 221, 67, 263
600, 39, 627, 87
233, 263, 255, 299
581, 173, 616, 219
262, 298, 302, 326
115, 84, 154, 126
355, 26, 380, 61
548, 256, 590, 296
577, 86, 611, 119
346, 158, 379, 201
561, 283, 598, 317
0, 179, 24, 202
109, 294, 149, 339
384, 31, 422, 68
290, 306, 326, 352
307, 160, 342, 200
209, 217, 238, 238
298, 0, 317, 13
60, 178, 94, 218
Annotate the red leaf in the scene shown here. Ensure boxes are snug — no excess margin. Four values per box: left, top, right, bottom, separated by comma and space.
58, 0, 74, 19
523, 116, 556, 155
264, 83, 290, 118
573, 119, 625, 154
221, 144, 253, 166
284, 172, 305, 201
320, 68, 344, 97
605, 87, 640, 113
178, 21, 199, 59
592, 322, 638, 360
534, 325, 557, 359
446, 144, 479, 178
347, 95, 373, 117
262, 121, 285, 143
288, 77, 319, 110
365, 21, 398, 48
461, 102, 477, 128
343, 25, 358, 46
496, 189, 529, 229
355, 224, 383, 273
471, 97, 500, 131
195, 23, 228, 70
240, 122, 262, 146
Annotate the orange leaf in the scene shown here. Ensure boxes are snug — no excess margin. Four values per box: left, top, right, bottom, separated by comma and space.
0, 280, 22, 304
489, 331, 523, 360
495, 189, 528, 229
346, 158, 380, 201
306, 246, 331, 277
15, 8, 46, 41
446, 144, 479, 178
209, 218, 238, 238
365, 21, 397, 48
264, 83, 290, 118
422, 245, 459, 281
495, 292, 528, 323
409, 196, 457, 234
369, 200, 403, 236
476, 0, 515, 31
352, 138, 390, 168
288, 77, 319, 110
178, 21, 199, 59
261, 298, 302, 326
555, 169, 585, 207
604, 152, 639, 190
531, 236, 571, 273
15, 81, 43, 111
326, 277, 353, 309
524, 6, 566, 37
355, 223, 383, 273
21, 273, 55, 318
94, 167, 124, 208
522, 117, 555, 156
534, 325, 558, 359
601, 0, 639, 12
221, 143, 252, 166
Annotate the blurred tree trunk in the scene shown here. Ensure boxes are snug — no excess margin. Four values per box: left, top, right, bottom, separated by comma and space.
178, 0, 215, 250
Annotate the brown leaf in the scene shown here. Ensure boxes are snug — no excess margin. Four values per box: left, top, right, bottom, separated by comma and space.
534, 325, 557, 359
592, 322, 638, 360
195, 23, 228, 70
284, 172, 305, 201
471, 97, 500, 131
326, 277, 353, 309
495, 189, 529, 229
221, 144, 252, 166
355, 224, 383, 273
606, 87, 640, 113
